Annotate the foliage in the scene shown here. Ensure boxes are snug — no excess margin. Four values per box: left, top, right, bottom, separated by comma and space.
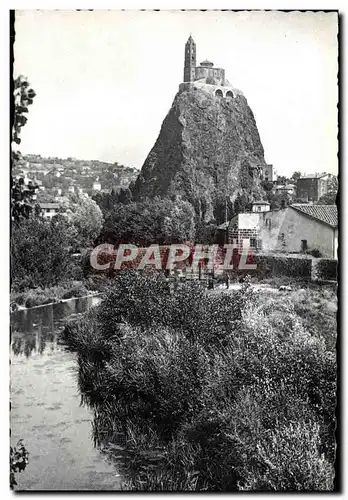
10, 440, 29, 490
261, 180, 274, 192
11, 215, 74, 291
306, 248, 323, 258
194, 220, 218, 244
318, 192, 337, 205
312, 259, 338, 282
318, 175, 338, 205
93, 188, 133, 214
64, 272, 336, 491
233, 192, 252, 215
289, 285, 337, 352
265, 190, 292, 210
327, 175, 338, 193
276, 175, 288, 185
11, 177, 39, 222
11, 281, 86, 308
252, 254, 312, 279
291, 171, 302, 182
12, 76, 36, 146
11, 76, 38, 222
213, 197, 234, 226
60, 192, 104, 250
101, 197, 195, 245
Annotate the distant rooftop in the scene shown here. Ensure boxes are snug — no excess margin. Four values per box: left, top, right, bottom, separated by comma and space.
200, 59, 214, 67
299, 173, 329, 180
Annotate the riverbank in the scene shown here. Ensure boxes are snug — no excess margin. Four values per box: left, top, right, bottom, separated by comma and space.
11, 294, 121, 490
62, 272, 336, 491
10, 275, 111, 310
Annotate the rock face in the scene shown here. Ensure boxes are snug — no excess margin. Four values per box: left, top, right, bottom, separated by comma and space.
132, 89, 267, 222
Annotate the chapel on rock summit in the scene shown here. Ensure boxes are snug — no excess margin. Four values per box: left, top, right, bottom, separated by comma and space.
179, 35, 243, 98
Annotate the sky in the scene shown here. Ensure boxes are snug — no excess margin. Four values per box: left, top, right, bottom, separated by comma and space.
14, 10, 338, 175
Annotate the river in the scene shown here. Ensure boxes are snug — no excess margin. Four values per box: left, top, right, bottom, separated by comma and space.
10, 296, 121, 491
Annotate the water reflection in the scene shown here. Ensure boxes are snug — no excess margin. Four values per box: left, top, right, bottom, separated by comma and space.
10, 294, 120, 491
11, 296, 101, 357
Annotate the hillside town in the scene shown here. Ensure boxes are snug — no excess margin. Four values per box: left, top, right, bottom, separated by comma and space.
14, 151, 338, 261
12, 154, 138, 202
11, 12, 338, 495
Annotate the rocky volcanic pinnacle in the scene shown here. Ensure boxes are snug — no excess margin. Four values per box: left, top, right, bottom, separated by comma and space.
132, 89, 267, 222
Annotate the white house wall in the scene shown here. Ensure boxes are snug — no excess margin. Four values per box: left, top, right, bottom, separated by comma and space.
259, 207, 335, 258
238, 213, 261, 229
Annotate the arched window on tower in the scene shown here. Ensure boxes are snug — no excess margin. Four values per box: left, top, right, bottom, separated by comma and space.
215, 89, 223, 98
226, 90, 234, 99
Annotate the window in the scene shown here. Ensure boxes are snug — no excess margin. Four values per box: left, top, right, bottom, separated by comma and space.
250, 238, 257, 248
301, 239, 308, 252
215, 89, 223, 97
257, 206, 261, 212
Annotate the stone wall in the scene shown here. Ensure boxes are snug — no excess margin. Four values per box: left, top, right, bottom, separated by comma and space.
179, 81, 243, 99
194, 66, 225, 85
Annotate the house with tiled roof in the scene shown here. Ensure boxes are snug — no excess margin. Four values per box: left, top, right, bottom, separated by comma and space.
259, 204, 338, 259
291, 204, 338, 228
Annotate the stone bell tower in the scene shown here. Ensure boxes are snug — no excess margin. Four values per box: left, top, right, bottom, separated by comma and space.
184, 35, 196, 82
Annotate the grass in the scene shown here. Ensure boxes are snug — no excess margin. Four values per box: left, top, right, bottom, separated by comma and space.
10, 275, 112, 310
62, 272, 336, 491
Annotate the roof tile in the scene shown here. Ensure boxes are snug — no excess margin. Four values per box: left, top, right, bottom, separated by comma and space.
291, 204, 337, 227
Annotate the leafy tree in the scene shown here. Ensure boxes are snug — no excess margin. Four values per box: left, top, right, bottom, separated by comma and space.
263, 189, 293, 210
291, 171, 302, 182
10, 440, 29, 490
327, 175, 338, 192
93, 189, 119, 214
261, 180, 274, 192
12, 76, 36, 146
93, 187, 133, 215
276, 175, 289, 185
213, 197, 234, 226
318, 191, 337, 205
11, 76, 38, 222
233, 193, 251, 215
195, 220, 218, 244
11, 215, 72, 291
318, 175, 338, 205
101, 197, 195, 245
118, 187, 132, 205
60, 192, 104, 250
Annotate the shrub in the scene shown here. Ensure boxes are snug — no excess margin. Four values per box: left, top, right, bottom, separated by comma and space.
64, 271, 336, 491
306, 248, 322, 258
235, 418, 334, 491
313, 259, 338, 282
10, 440, 29, 490
61, 283, 88, 300
11, 216, 73, 291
